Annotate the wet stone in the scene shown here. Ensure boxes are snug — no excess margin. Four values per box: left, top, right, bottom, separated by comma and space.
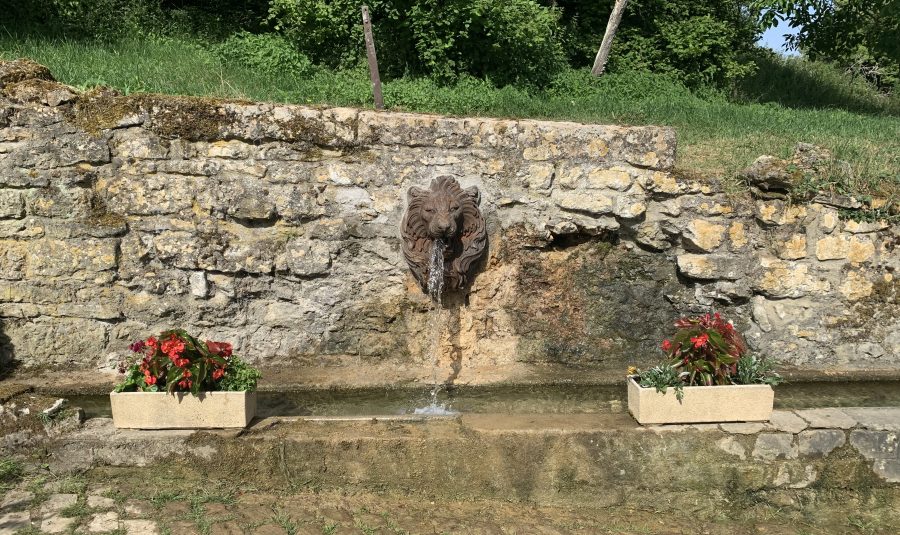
752, 433, 797, 460
798, 429, 846, 456
849, 429, 899, 459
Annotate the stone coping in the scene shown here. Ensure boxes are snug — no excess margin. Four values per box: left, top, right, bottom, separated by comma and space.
48, 407, 900, 490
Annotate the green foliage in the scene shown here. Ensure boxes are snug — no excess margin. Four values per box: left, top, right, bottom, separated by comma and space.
0, 458, 23, 484
734, 355, 784, 386
114, 330, 259, 394
216, 31, 314, 77
636, 364, 684, 401
267, 0, 566, 86
633, 312, 782, 401
218, 357, 262, 392
737, 51, 900, 116
552, 0, 762, 87
756, 0, 900, 90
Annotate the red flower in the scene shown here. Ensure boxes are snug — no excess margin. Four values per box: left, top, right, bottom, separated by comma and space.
690, 333, 709, 348
129, 340, 145, 353
206, 341, 233, 358
174, 357, 190, 368
178, 379, 192, 389
161, 335, 186, 359
212, 368, 225, 380
661, 339, 672, 351
146, 337, 158, 352
143, 369, 157, 385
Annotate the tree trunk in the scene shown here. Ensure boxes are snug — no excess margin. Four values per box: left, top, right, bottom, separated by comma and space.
591, 0, 629, 76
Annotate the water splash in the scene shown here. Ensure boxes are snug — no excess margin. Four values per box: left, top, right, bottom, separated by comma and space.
413, 239, 458, 415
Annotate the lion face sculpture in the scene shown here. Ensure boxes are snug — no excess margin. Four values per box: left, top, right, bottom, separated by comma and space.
401, 176, 487, 293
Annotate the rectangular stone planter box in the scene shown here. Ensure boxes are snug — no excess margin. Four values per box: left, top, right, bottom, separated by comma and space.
110, 391, 257, 429
627, 377, 773, 425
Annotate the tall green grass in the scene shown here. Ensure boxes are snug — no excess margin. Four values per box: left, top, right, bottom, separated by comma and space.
1, 35, 898, 199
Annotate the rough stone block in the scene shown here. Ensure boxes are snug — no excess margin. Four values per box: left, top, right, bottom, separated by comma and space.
798, 429, 846, 456
682, 219, 726, 252
88, 511, 120, 532
276, 239, 332, 277
815, 235, 875, 263
676, 254, 746, 281
849, 430, 899, 459
0, 190, 24, 219
25, 238, 118, 279
752, 433, 797, 460
0, 240, 26, 280
796, 408, 856, 429
768, 411, 808, 434
841, 408, 900, 431
0, 510, 31, 532
0, 489, 33, 510
122, 519, 161, 534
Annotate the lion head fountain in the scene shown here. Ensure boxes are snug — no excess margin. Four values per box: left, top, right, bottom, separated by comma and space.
401, 176, 487, 295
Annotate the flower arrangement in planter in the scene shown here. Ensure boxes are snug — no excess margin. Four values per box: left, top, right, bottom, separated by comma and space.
627, 312, 782, 425
111, 329, 261, 429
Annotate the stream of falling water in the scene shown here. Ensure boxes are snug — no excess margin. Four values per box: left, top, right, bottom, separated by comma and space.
412, 239, 457, 415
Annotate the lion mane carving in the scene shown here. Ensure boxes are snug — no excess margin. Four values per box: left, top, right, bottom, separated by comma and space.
401, 176, 487, 293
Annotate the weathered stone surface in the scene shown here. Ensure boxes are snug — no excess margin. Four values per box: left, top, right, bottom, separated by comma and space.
716, 436, 746, 459
798, 429, 846, 456
841, 408, 900, 431
676, 254, 746, 280
682, 219, 725, 252
849, 429, 899, 459
796, 408, 857, 430
0, 61, 897, 379
88, 511, 120, 532
0, 190, 24, 219
752, 433, 797, 460
768, 411, 808, 434
0, 489, 33, 510
720, 423, 767, 434
122, 519, 161, 534
815, 235, 875, 263
0, 510, 31, 532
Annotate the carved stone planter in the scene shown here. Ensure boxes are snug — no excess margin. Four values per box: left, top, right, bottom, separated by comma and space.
110, 391, 257, 429
627, 377, 773, 425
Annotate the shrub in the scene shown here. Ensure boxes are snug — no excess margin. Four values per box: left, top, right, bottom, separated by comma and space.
115, 329, 261, 395
267, 0, 567, 86
217, 31, 314, 77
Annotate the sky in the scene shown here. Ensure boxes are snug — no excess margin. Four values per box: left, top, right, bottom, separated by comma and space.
758, 22, 801, 56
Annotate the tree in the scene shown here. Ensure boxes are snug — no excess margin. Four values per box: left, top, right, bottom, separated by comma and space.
755, 0, 900, 88
591, 0, 629, 76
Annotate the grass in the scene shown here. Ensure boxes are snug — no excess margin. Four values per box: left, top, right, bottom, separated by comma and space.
1, 33, 898, 202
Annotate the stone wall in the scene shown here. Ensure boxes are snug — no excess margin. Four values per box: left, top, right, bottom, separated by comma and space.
0, 60, 897, 384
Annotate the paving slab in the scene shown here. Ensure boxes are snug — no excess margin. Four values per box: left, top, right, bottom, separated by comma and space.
88, 511, 120, 532
795, 408, 857, 429
0, 489, 33, 511
0, 510, 31, 534
841, 407, 900, 431
122, 519, 160, 534
768, 410, 808, 433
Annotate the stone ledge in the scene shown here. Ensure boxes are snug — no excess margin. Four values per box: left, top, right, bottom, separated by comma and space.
42, 407, 900, 497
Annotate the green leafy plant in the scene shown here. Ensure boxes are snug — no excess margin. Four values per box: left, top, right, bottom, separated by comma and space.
216, 31, 315, 77
114, 330, 260, 395
636, 364, 684, 400
630, 312, 784, 400
734, 355, 784, 386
